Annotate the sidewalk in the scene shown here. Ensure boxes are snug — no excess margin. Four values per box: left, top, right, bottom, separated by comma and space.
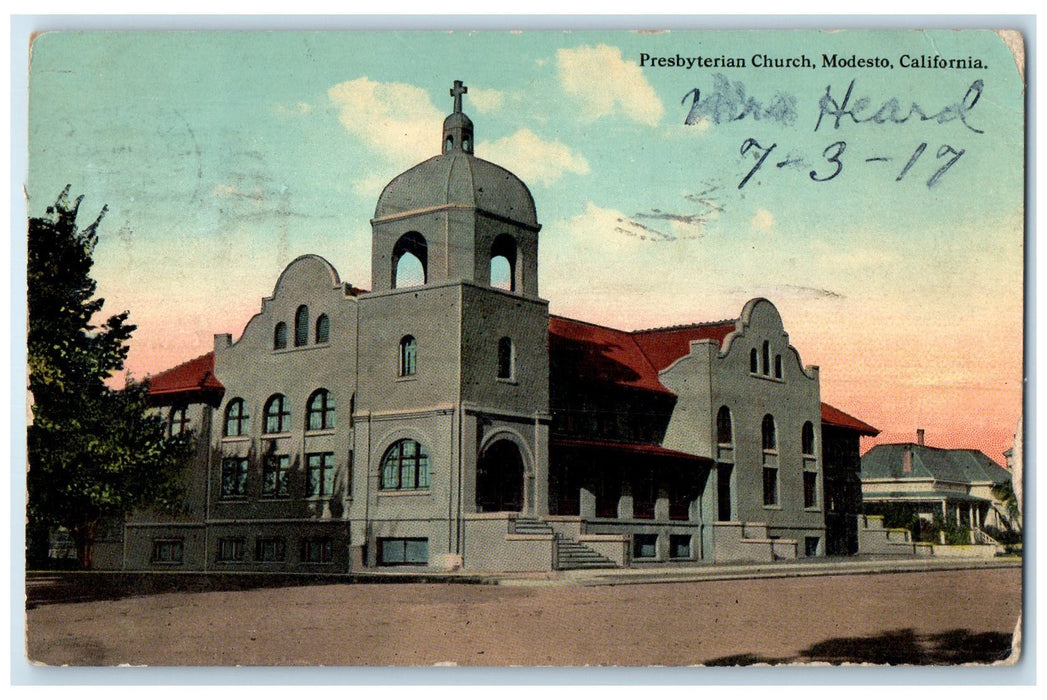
498, 554, 1024, 587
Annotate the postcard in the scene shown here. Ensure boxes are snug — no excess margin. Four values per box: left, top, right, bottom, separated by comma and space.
23, 27, 1025, 668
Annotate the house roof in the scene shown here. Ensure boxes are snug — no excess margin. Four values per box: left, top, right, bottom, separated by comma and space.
146, 351, 224, 402
862, 489, 993, 504
821, 402, 880, 436
861, 443, 1012, 486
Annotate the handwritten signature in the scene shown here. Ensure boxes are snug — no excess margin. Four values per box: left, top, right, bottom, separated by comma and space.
682, 74, 985, 135
815, 79, 984, 134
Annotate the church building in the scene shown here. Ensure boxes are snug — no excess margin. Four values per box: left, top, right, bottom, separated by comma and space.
118, 81, 876, 572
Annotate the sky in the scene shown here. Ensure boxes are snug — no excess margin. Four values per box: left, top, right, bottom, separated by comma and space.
25, 29, 1025, 461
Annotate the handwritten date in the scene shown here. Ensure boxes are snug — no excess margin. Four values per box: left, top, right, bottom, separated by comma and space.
738, 138, 966, 189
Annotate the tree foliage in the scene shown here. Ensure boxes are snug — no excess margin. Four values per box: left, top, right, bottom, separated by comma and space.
27, 187, 191, 568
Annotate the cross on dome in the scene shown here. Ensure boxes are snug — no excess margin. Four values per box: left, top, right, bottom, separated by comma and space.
451, 80, 468, 114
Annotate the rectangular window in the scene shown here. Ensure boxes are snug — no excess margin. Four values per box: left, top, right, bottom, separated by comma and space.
300, 537, 333, 564
151, 539, 184, 564
378, 538, 429, 565
262, 455, 291, 498
803, 471, 819, 509
216, 537, 246, 562
221, 458, 248, 498
307, 452, 336, 497
256, 537, 287, 562
805, 536, 820, 557
669, 535, 691, 559
763, 466, 779, 506
717, 464, 733, 521
633, 534, 657, 559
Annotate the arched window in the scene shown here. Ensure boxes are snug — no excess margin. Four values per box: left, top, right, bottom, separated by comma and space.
380, 439, 430, 490
750, 348, 759, 374
273, 322, 288, 350
295, 306, 309, 347
264, 394, 290, 434
762, 341, 770, 375
392, 232, 428, 289
802, 421, 815, 456
716, 406, 733, 444
224, 399, 249, 437
490, 234, 518, 292
315, 314, 330, 344
774, 354, 782, 379
306, 389, 335, 431
762, 414, 777, 451
399, 335, 417, 377
168, 405, 190, 437
497, 337, 514, 380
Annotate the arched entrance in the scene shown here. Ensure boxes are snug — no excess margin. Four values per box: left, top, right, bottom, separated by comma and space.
476, 439, 525, 513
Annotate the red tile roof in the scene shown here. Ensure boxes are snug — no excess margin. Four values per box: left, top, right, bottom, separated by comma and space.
821, 402, 879, 436
632, 321, 737, 371
549, 315, 736, 395
552, 437, 713, 463
147, 351, 224, 401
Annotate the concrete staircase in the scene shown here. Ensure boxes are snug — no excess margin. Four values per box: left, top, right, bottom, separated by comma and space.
514, 517, 619, 570
858, 515, 933, 556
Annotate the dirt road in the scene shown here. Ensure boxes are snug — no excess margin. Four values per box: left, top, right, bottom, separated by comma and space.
25, 567, 1021, 666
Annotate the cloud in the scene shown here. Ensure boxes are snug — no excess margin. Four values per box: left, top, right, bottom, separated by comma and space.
467, 87, 505, 114
327, 77, 443, 166
751, 208, 775, 231
477, 129, 589, 186
556, 44, 664, 126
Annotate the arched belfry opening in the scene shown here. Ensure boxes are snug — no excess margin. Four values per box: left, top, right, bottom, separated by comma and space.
476, 439, 525, 513
490, 234, 517, 292
392, 231, 428, 289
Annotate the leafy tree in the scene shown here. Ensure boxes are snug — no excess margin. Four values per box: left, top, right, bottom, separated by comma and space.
992, 480, 1022, 533
27, 187, 190, 569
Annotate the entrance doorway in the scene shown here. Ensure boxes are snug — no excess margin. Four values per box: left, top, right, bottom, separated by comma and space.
476, 439, 525, 512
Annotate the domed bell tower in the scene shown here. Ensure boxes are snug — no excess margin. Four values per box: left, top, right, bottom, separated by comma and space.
360, 80, 551, 522
370, 80, 541, 298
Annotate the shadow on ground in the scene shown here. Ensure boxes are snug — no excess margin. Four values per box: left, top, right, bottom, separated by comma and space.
704, 628, 1014, 666
25, 571, 490, 608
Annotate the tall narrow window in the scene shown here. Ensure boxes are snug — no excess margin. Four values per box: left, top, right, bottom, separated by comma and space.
774, 354, 783, 379
274, 322, 288, 350
264, 394, 290, 434
399, 336, 417, 377
221, 458, 248, 498
224, 398, 249, 437
802, 421, 815, 456
750, 348, 759, 373
314, 314, 330, 344
497, 337, 514, 380
380, 439, 430, 490
168, 405, 190, 437
763, 466, 779, 506
716, 406, 733, 444
295, 306, 309, 347
306, 389, 335, 430
804, 471, 819, 509
762, 414, 777, 451
762, 341, 770, 375
307, 452, 336, 497
262, 455, 290, 498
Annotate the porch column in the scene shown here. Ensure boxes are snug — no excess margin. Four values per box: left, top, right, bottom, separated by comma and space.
533, 413, 550, 517
618, 492, 634, 520
579, 487, 596, 519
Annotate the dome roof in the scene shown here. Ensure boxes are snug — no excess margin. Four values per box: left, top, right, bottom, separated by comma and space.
373, 151, 538, 228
